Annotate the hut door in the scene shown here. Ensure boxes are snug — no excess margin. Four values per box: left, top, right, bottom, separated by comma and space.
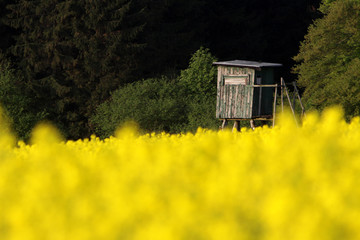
219, 74, 253, 119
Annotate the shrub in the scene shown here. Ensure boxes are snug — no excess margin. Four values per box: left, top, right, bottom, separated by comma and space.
179, 47, 218, 97
90, 76, 187, 138
179, 47, 219, 131
183, 94, 220, 132
91, 48, 221, 136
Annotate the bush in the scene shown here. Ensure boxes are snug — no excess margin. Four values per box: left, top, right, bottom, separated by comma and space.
183, 94, 220, 132
179, 47, 218, 97
90, 76, 187, 138
91, 48, 221, 137
179, 47, 220, 132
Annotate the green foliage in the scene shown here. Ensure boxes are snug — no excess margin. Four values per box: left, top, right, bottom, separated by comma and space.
179, 47, 219, 132
179, 47, 218, 96
293, 0, 360, 120
184, 95, 220, 132
5, 0, 144, 139
0, 54, 46, 140
90, 76, 187, 138
1, 0, 322, 139
319, 0, 338, 12
91, 48, 221, 137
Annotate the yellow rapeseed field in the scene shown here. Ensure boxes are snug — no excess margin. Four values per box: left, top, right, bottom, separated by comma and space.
1, 107, 360, 240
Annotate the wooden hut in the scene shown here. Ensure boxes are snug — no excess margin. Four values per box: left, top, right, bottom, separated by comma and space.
213, 60, 282, 128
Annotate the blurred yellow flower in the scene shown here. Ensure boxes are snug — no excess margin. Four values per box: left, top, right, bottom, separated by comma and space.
0, 107, 360, 239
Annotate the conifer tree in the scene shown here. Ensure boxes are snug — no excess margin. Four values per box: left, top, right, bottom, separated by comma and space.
6, 0, 144, 138
0, 0, 15, 51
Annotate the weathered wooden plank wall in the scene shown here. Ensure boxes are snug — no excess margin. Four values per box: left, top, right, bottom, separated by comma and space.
216, 66, 255, 119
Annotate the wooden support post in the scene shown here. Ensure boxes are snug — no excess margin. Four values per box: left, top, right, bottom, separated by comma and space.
250, 119, 255, 130
221, 119, 228, 130
273, 85, 278, 127
293, 82, 306, 118
282, 78, 298, 126
232, 121, 241, 132
292, 82, 296, 110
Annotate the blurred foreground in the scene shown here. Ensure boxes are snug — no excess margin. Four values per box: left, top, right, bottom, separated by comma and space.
0, 107, 360, 240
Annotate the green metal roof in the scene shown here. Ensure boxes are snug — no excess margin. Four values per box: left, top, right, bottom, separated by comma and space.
213, 60, 282, 68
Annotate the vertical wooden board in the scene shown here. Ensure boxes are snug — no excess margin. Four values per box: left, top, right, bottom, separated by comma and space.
220, 67, 226, 118
235, 86, 240, 118
239, 86, 245, 118
249, 70, 254, 85
231, 86, 236, 118
219, 87, 223, 118
220, 92, 224, 118
230, 85, 236, 118
236, 86, 240, 118
239, 85, 245, 118
222, 68, 227, 117
222, 87, 226, 118
219, 67, 225, 118
234, 85, 240, 118
220, 85, 224, 118
224, 85, 228, 118
217, 88, 223, 118
245, 87, 250, 118
221, 85, 226, 118
249, 86, 253, 118
243, 86, 248, 118
245, 85, 249, 118
227, 85, 231, 118
247, 86, 252, 118
229, 86, 233, 116
224, 88, 227, 118
226, 85, 231, 118
219, 91, 223, 118
222, 84, 226, 118
216, 91, 219, 117
231, 85, 235, 118
216, 67, 222, 118
233, 86, 237, 118
242, 85, 246, 118
228, 85, 232, 118
249, 71, 255, 118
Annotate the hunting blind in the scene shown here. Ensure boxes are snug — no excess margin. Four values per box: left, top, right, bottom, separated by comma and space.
213, 60, 301, 130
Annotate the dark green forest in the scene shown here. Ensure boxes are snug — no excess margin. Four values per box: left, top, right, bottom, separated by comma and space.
2, 0, 358, 140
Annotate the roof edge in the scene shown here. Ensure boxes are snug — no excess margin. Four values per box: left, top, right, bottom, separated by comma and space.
213, 60, 283, 68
